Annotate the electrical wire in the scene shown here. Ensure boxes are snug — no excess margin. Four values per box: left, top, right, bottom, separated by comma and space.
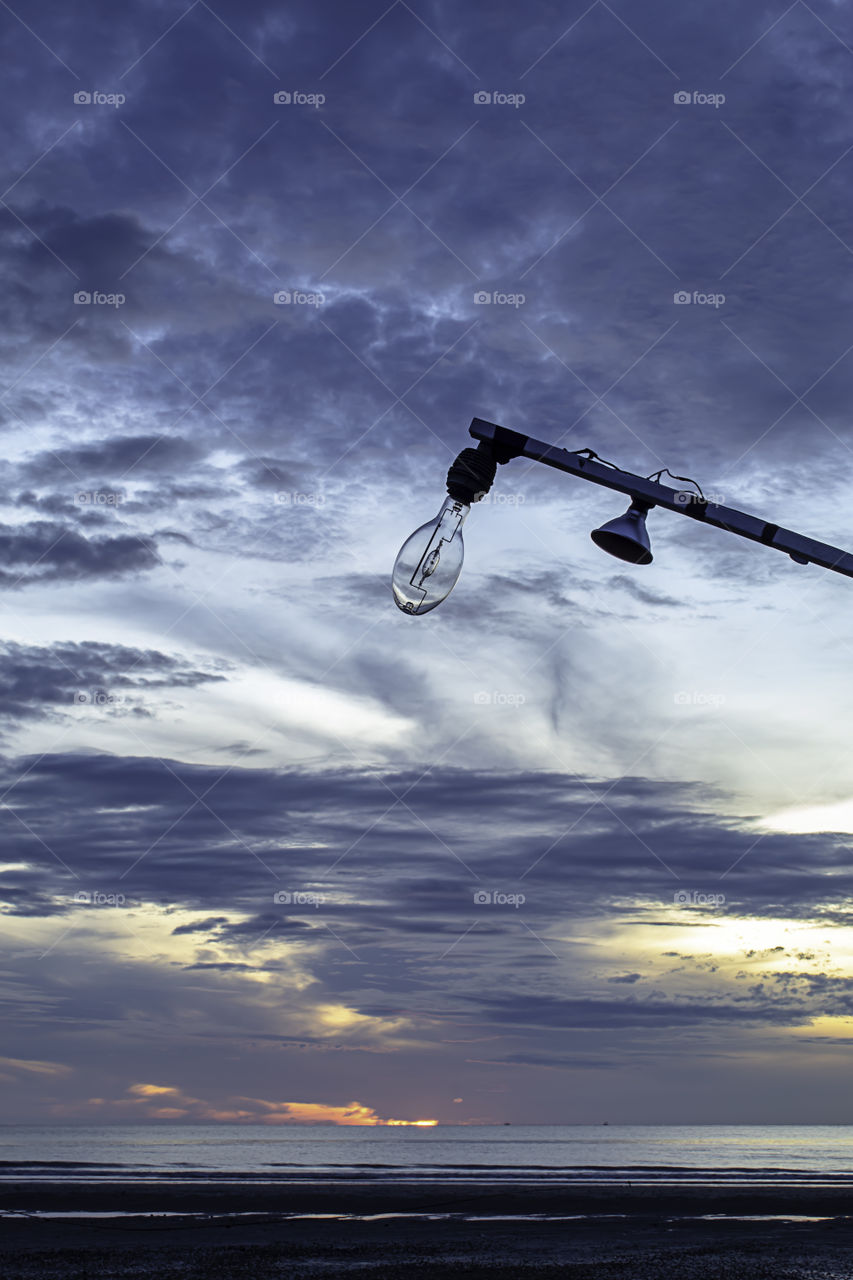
578, 451, 707, 503
646, 466, 706, 502
575, 448, 623, 471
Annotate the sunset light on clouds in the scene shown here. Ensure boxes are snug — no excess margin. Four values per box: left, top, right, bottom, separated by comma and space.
54, 1086, 438, 1126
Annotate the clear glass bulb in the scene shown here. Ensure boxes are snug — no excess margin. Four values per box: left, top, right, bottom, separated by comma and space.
392, 496, 470, 615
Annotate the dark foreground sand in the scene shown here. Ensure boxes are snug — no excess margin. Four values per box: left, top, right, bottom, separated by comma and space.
3, 1183, 853, 1278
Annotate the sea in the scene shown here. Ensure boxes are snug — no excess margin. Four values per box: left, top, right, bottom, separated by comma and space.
2, 1124, 853, 1190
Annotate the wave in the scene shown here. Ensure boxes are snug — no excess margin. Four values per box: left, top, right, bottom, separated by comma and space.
5, 1164, 853, 1186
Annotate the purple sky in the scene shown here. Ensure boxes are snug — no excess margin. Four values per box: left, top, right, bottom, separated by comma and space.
3, 0, 853, 1125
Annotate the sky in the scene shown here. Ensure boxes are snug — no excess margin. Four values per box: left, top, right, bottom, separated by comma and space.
2, 0, 853, 1127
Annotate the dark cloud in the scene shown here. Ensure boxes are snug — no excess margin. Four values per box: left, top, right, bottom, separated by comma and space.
608, 574, 685, 609
0, 755, 848, 932
19, 434, 204, 486
170, 915, 230, 935
211, 913, 313, 939
0, 521, 159, 586
0, 641, 229, 721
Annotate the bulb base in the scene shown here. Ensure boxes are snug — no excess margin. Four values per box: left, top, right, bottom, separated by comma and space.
446, 443, 497, 503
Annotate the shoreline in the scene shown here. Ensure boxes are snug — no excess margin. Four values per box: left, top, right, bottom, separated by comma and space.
4, 1177, 853, 1216
4, 1182, 853, 1277
3, 1210, 853, 1279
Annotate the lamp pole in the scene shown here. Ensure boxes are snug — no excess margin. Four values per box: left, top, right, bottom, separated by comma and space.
391, 417, 853, 615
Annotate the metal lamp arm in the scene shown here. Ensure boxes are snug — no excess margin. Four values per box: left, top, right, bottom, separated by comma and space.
468, 417, 853, 581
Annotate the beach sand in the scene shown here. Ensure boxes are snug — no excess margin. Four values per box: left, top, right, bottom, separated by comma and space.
3, 1183, 853, 1278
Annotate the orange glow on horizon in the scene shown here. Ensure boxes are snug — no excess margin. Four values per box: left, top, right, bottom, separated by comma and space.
53, 1086, 439, 1127
385, 1118, 438, 1126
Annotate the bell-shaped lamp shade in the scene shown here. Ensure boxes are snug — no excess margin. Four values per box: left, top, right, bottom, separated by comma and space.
591, 501, 653, 565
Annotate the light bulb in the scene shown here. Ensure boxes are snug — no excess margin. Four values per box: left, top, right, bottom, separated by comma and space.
392, 496, 470, 614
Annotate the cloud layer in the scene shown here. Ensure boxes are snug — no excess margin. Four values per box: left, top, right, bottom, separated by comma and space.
2, 0, 853, 1123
